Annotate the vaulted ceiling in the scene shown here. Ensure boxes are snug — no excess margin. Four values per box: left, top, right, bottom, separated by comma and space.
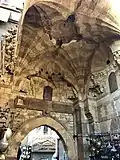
15, 0, 120, 93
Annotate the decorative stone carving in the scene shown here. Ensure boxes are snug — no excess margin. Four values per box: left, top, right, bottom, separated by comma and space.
2, 26, 17, 74
113, 50, 120, 65
0, 107, 11, 128
89, 74, 104, 97
88, 61, 119, 98
27, 69, 64, 83
25, 66, 76, 102
0, 26, 17, 85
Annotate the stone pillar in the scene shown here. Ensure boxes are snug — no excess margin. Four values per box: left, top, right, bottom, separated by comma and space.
73, 100, 85, 160
73, 95, 92, 160
74, 102, 84, 160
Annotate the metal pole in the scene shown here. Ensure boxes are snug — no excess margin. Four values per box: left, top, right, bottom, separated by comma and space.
57, 138, 60, 160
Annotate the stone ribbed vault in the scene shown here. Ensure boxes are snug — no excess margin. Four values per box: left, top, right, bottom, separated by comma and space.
2, 0, 120, 159
15, 0, 120, 95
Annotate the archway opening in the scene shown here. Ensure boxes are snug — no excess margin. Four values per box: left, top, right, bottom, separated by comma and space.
17, 125, 68, 160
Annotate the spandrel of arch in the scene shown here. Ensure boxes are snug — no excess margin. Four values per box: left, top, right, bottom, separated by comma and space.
108, 72, 118, 93
43, 86, 53, 101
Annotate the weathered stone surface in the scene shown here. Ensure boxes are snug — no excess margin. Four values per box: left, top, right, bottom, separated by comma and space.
0, 0, 120, 160
51, 112, 74, 135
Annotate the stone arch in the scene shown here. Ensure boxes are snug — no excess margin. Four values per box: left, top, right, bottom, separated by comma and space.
8, 116, 76, 160
23, 0, 71, 21
14, 2, 79, 90
108, 72, 118, 93
17, 0, 71, 47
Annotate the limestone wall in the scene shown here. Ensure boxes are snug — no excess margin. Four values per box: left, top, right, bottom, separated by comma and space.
97, 89, 120, 133
88, 63, 120, 133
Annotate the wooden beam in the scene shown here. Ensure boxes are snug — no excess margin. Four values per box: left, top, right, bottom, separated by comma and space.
14, 96, 73, 114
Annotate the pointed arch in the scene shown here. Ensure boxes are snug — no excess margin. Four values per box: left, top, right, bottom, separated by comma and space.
8, 116, 76, 160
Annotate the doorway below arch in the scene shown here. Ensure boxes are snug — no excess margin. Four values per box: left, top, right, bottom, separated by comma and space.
7, 116, 76, 160
17, 125, 68, 160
